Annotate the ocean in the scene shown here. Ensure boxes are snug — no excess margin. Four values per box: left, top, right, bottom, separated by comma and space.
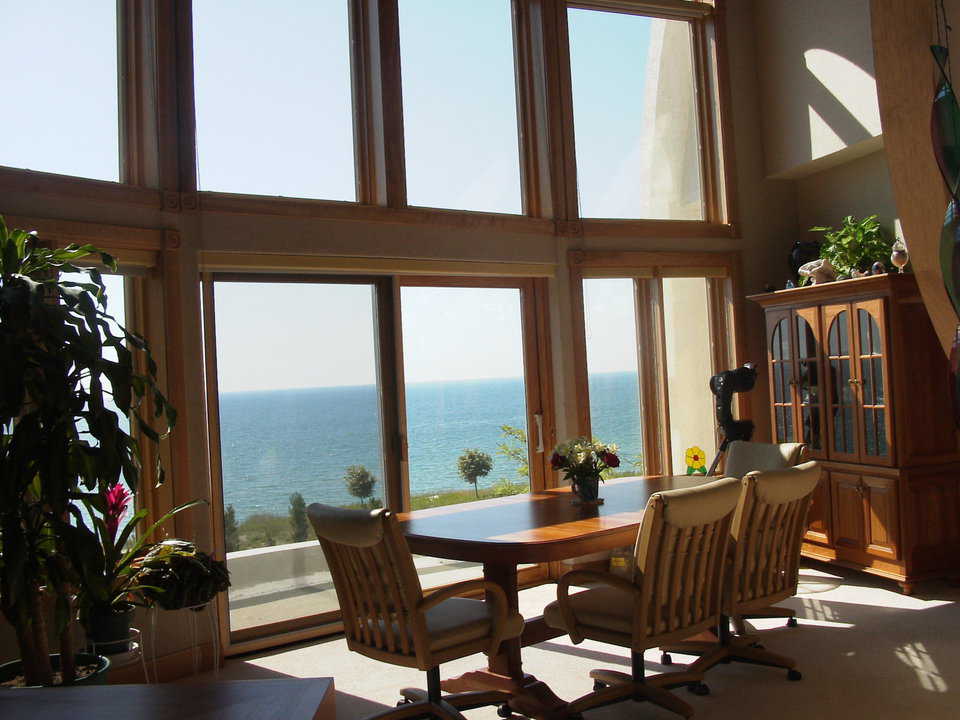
218, 371, 643, 520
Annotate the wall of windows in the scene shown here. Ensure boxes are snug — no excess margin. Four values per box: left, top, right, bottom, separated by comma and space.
0, 0, 743, 661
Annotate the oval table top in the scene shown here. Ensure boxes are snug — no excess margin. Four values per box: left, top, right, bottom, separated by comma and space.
397, 475, 716, 565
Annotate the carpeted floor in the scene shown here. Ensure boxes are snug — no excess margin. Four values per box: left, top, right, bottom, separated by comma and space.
199, 562, 960, 718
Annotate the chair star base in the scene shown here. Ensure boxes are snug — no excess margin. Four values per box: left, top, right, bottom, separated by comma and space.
564, 662, 705, 719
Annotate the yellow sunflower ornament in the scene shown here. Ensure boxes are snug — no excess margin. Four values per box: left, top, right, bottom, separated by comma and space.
685, 446, 707, 475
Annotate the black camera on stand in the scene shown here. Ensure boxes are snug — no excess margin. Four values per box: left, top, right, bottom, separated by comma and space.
706, 363, 757, 476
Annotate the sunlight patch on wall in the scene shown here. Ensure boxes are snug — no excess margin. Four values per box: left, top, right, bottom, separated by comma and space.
804, 48, 882, 148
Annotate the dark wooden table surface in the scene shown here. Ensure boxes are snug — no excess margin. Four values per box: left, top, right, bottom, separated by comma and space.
397, 475, 715, 719
399, 474, 714, 564
0, 678, 335, 720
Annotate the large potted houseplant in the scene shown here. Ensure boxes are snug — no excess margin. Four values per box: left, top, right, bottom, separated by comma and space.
0, 217, 175, 686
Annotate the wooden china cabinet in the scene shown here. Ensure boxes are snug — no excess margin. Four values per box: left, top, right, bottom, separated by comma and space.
750, 274, 960, 593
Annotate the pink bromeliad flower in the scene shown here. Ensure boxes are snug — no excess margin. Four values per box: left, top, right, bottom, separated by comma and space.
104, 483, 131, 543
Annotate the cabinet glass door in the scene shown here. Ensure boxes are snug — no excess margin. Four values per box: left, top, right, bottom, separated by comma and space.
769, 313, 794, 443
794, 308, 825, 456
854, 300, 892, 465
825, 306, 858, 461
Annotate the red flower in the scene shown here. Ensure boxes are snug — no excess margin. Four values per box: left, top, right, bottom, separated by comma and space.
602, 451, 620, 468
105, 483, 131, 542
550, 452, 564, 470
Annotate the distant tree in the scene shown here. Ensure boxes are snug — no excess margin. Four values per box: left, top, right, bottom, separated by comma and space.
345, 465, 377, 507
496, 425, 529, 480
224, 505, 240, 552
289, 492, 309, 542
458, 449, 493, 498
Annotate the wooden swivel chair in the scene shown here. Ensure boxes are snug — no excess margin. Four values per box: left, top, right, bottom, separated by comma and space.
719, 440, 807, 631
722, 440, 806, 480
543, 477, 742, 719
660, 461, 820, 680
307, 504, 524, 720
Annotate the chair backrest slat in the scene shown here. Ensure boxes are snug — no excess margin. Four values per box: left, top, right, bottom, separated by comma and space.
308, 504, 424, 659
633, 477, 741, 641
729, 461, 820, 609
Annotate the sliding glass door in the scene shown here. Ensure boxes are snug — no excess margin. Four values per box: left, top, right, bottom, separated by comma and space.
205, 277, 391, 641
204, 273, 551, 647
398, 280, 547, 589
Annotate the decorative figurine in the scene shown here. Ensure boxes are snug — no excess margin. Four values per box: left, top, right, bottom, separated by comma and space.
871, 261, 886, 275
798, 258, 837, 285
891, 238, 909, 273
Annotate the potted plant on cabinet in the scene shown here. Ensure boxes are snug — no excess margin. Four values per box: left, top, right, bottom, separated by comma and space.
0, 217, 175, 686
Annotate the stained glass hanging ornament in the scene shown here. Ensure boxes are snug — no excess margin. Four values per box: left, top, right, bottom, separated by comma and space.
931, 0, 960, 426
931, 43, 960, 313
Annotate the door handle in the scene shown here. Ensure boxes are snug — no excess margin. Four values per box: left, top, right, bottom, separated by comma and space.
534, 414, 544, 453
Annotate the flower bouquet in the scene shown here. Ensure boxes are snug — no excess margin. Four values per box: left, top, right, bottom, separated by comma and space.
550, 438, 620, 505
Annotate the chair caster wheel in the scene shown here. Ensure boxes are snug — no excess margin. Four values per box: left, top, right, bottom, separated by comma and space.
787, 617, 798, 628
593, 679, 609, 692
497, 703, 513, 718
787, 669, 802, 682
660, 653, 673, 665
688, 682, 710, 696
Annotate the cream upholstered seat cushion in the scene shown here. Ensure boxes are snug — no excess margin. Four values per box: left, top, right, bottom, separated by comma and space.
544, 587, 633, 637
378, 597, 524, 653
723, 440, 805, 480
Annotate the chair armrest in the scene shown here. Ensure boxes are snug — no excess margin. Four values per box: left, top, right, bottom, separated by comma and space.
418, 579, 506, 612
558, 569, 639, 596
417, 579, 514, 658
556, 570, 640, 644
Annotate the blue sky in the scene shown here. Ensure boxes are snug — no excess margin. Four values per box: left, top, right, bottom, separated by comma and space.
2, 1, 654, 391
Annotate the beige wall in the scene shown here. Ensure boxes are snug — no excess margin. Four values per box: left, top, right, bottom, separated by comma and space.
755, 0, 881, 179
753, 0, 900, 272
796, 149, 897, 233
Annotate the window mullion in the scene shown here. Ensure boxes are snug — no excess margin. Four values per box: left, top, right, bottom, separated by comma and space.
352, 0, 407, 208
635, 277, 671, 475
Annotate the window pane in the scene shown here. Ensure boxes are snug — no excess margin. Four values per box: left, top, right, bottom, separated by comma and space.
401, 286, 529, 587
399, 0, 522, 214
568, 9, 703, 219
213, 282, 384, 632
662, 278, 716, 474
0, 1, 118, 181
583, 279, 644, 474
193, 1, 355, 200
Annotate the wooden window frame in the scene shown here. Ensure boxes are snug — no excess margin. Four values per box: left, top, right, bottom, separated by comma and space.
569, 249, 746, 476
395, 276, 555, 499
561, 0, 734, 234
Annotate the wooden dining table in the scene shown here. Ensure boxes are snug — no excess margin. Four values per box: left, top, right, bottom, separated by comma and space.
397, 474, 715, 720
